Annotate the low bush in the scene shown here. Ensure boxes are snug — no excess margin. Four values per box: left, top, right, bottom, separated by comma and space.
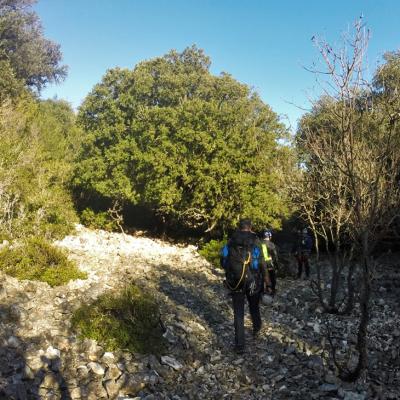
0, 237, 87, 286
80, 208, 119, 231
198, 237, 227, 268
71, 284, 165, 354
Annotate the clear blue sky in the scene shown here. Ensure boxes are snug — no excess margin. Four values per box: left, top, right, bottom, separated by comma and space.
36, 0, 400, 130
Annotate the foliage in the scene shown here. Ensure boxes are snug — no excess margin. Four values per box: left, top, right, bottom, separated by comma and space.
80, 208, 119, 231
75, 46, 293, 233
0, 1, 77, 240
0, 236, 87, 286
373, 50, 400, 104
0, 60, 26, 101
198, 237, 227, 268
0, 97, 80, 240
71, 284, 165, 354
0, 0, 67, 92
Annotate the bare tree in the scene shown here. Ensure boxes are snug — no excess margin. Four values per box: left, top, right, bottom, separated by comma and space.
293, 121, 355, 314
107, 200, 126, 236
295, 18, 400, 380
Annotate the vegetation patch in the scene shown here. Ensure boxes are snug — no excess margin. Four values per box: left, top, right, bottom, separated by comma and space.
0, 237, 87, 287
199, 237, 226, 268
71, 285, 165, 354
80, 207, 119, 231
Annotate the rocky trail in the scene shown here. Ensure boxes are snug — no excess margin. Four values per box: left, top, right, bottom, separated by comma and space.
0, 225, 399, 400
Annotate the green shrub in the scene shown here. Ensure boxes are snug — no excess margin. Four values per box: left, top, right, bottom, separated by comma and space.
0, 98, 79, 241
80, 208, 119, 231
72, 285, 165, 354
198, 237, 227, 268
0, 237, 87, 287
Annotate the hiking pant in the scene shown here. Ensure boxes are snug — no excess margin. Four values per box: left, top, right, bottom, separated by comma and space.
231, 290, 262, 348
296, 252, 310, 278
268, 268, 277, 294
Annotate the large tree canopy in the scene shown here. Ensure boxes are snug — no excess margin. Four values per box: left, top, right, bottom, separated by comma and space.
76, 46, 292, 232
0, 0, 67, 92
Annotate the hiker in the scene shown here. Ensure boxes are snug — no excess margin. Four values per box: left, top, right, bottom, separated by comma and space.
260, 229, 278, 295
293, 228, 312, 279
220, 219, 272, 353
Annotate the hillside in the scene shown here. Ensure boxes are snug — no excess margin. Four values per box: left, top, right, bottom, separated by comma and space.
0, 225, 399, 400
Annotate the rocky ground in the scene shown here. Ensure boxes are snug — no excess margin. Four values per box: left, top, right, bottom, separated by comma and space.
0, 225, 399, 400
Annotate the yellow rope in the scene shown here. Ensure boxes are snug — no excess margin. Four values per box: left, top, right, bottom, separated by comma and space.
226, 252, 251, 291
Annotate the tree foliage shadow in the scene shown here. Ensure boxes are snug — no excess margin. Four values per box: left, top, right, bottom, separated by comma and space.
0, 301, 72, 399
156, 264, 232, 340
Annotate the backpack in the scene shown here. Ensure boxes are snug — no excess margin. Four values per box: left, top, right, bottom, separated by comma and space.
300, 234, 312, 252
221, 242, 262, 292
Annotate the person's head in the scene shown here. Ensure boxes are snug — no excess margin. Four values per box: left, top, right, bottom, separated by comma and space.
238, 218, 252, 231
263, 229, 272, 240
302, 228, 308, 235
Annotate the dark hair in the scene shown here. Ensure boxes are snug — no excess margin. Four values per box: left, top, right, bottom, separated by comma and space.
238, 218, 252, 230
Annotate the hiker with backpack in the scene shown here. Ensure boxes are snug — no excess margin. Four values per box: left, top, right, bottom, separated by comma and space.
293, 228, 313, 279
220, 219, 272, 353
260, 229, 278, 295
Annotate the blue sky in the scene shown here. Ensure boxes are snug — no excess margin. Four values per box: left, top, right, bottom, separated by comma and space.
36, 0, 400, 130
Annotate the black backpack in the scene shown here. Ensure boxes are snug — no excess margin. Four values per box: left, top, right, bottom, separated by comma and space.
221, 232, 262, 293
224, 243, 252, 291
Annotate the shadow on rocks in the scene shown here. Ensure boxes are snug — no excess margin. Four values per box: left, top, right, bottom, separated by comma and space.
151, 266, 332, 400
156, 264, 232, 341
0, 300, 72, 399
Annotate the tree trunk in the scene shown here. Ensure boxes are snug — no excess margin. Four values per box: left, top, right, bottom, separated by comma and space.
341, 262, 356, 315
328, 253, 340, 313
341, 254, 371, 381
315, 261, 328, 310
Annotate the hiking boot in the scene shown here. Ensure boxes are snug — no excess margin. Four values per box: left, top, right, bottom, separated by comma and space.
234, 345, 245, 354
253, 327, 261, 339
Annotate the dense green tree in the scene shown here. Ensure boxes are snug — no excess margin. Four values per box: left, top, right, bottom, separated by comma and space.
76, 46, 292, 232
373, 51, 400, 133
0, 60, 25, 101
0, 0, 67, 92
0, 97, 79, 240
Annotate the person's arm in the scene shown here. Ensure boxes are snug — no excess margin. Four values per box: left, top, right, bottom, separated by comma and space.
307, 236, 313, 251
271, 242, 279, 263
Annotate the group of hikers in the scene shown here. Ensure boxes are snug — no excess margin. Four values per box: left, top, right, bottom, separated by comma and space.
220, 219, 313, 353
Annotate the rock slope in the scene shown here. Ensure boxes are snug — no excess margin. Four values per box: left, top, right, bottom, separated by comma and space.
0, 225, 399, 399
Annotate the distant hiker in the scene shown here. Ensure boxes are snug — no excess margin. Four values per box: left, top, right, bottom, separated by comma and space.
293, 228, 312, 279
220, 219, 272, 353
260, 229, 278, 295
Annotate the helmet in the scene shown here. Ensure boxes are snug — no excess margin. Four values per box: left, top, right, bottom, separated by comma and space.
263, 229, 272, 240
